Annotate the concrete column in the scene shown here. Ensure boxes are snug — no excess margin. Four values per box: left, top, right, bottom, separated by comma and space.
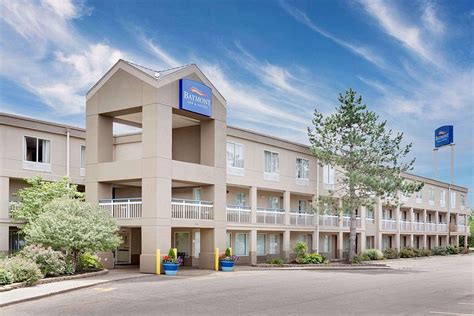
0, 177, 10, 253
250, 186, 257, 224
361, 206, 366, 231
434, 235, 439, 247
409, 234, 414, 247
282, 230, 291, 262
284, 191, 291, 225
360, 231, 367, 253
199, 227, 226, 269
422, 234, 427, 249
250, 229, 257, 265
395, 205, 401, 250
455, 235, 460, 247
337, 231, 344, 259
312, 231, 319, 253
376, 232, 383, 250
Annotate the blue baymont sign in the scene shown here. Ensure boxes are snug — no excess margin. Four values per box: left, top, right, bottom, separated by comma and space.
434, 125, 454, 148
179, 79, 212, 117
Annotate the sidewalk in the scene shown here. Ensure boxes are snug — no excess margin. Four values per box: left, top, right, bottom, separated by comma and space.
0, 267, 147, 307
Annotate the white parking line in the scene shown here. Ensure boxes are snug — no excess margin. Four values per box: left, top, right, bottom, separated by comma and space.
429, 312, 473, 316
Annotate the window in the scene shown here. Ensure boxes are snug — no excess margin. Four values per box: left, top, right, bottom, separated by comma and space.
257, 234, 266, 255
382, 209, 392, 219
429, 188, 435, 202
235, 233, 248, 256
269, 234, 280, 254
366, 207, 375, 219
461, 194, 466, 208
193, 231, 200, 258
323, 165, 335, 187
322, 235, 331, 253
193, 188, 202, 201
80, 145, 86, 169
226, 232, 232, 249
269, 196, 280, 210
298, 200, 307, 213
264, 151, 279, 181
297, 234, 307, 245
450, 191, 456, 208
415, 190, 422, 202
226, 142, 244, 175
440, 190, 446, 206
296, 158, 309, 179
235, 192, 246, 206
366, 236, 374, 249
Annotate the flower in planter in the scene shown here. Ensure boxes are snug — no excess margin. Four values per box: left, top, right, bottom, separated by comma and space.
219, 247, 239, 263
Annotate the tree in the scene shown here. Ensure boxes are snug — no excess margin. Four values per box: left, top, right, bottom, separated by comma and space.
25, 199, 121, 270
11, 177, 84, 232
308, 89, 423, 261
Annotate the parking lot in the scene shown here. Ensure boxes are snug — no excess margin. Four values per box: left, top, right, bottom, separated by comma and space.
2, 254, 473, 315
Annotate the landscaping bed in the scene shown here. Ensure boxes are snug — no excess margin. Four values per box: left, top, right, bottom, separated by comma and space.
253, 262, 387, 268
0, 269, 108, 292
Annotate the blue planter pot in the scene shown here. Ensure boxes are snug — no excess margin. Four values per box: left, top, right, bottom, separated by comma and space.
220, 260, 235, 272
163, 263, 179, 276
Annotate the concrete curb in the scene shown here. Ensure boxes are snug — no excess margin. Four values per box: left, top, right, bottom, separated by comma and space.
0, 274, 149, 308
248, 265, 391, 271
0, 269, 109, 293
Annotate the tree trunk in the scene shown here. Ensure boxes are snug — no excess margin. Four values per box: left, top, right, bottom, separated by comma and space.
349, 209, 357, 262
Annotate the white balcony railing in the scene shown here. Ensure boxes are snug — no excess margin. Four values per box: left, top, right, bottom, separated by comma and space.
290, 211, 315, 226
256, 208, 285, 225
226, 206, 251, 224
400, 220, 411, 232
365, 217, 375, 225
319, 215, 339, 228
99, 198, 142, 219
9, 201, 20, 215
457, 225, 467, 233
413, 221, 425, 232
426, 222, 437, 232
342, 216, 361, 228
437, 223, 448, 232
171, 198, 214, 220
382, 219, 397, 230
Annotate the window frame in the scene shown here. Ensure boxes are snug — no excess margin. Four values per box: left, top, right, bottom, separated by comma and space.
295, 157, 309, 185
226, 142, 244, 176
22, 135, 52, 172
234, 233, 248, 256
264, 150, 280, 181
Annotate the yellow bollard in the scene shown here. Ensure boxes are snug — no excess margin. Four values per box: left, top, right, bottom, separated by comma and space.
173, 248, 177, 258
215, 247, 219, 271
229, 247, 232, 256
156, 249, 160, 275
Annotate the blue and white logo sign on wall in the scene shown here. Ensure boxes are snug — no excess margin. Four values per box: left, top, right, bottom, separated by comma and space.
179, 79, 212, 117
434, 125, 454, 148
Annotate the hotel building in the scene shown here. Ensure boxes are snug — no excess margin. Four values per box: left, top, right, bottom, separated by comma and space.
0, 60, 470, 272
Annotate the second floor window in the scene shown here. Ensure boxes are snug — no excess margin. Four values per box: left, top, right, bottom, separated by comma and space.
323, 165, 335, 185
264, 151, 279, 174
298, 200, 307, 212
24, 136, 50, 164
429, 188, 435, 202
226, 142, 244, 169
450, 191, 456, 207
416, 190, 422, 200
80, 145, 86, 169
235, 192, 245, 206
440, 190, 446, 205
461, 194, 466, 207
296, 158, 309, 179
269, 196, 280, 209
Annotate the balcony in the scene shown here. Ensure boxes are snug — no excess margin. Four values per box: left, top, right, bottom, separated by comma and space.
290, 211, 315, 227
457, 225, 467, 233
342, 216, 361, 228
9, 201, 20, 215
99, 198, 142, 219
413, 221, 425, 232
425, 222, 437, 232
319, 215, 339, 228
226, 205, 251, 224
256, 208, 285, 225
171, 198, 214, 220
400, 220, 411, 232
365, 217, 375, 225
437, 223, 448, 232
381, 219, 396, 230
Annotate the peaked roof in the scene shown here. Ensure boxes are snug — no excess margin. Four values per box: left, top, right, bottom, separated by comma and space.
124, 60, 190, 80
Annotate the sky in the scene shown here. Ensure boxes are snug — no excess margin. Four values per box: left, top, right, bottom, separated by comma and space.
0, 0, 473, 206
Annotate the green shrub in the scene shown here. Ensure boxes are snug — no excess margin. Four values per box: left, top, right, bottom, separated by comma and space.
294, 242, 308, 258
446, 245, 460, 255
363, 249, 384, 260
432, 246, 447, 256
383, 248, 400, 259
400, 247, 415, 258
79, 253, 103, 270
420, 249, 432, 257
19, 244, 66, 277
301, 253, 325, 264
352, 253, 371, 263
268, 258, 284, 265
459, 247, 470, 254
4, 257, 43, 285
0, 267, 14, 285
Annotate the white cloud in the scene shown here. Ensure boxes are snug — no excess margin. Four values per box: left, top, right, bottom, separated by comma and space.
143, 38, 182, 68
42, 0, 85, 19
280, 1, 386, 69
359, 0, 443, 68
422, 2, 445, 35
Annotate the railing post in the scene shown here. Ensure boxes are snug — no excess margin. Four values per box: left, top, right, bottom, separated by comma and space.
127, 199, 130, 219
